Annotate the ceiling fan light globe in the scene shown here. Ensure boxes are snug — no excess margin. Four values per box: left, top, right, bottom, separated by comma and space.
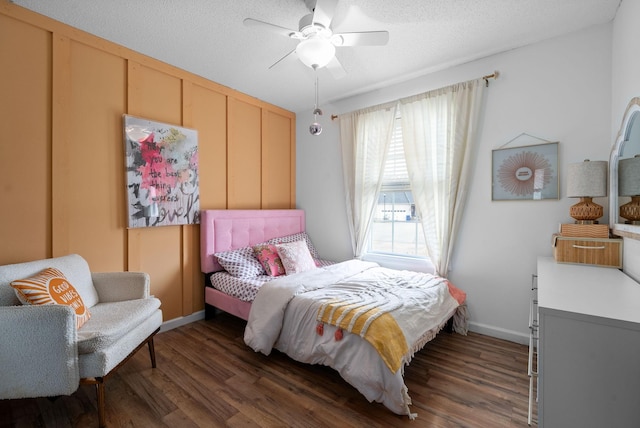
296, 38, 335, 69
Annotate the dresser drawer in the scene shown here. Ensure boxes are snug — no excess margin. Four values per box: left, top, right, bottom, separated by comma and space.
553, 235, 622, 268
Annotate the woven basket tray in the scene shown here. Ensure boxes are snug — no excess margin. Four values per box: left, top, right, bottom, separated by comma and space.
559, 223, 609, 238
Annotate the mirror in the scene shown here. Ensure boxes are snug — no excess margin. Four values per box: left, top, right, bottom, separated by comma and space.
610, 97, 640, 239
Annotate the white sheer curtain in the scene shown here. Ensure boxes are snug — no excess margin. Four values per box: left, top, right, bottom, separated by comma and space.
339, 102, 397, 257
399, 79, 485, 276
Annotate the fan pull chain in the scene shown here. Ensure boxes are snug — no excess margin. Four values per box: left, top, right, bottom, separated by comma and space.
314, 74, 319, 114
309, 68, 323, 135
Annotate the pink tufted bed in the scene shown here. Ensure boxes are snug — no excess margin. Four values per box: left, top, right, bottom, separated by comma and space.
199, 209, 468, 419
200, 209, 308, 320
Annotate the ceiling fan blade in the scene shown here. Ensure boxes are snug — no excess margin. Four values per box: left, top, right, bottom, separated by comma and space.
326, 56, 347, 80
312, 0, 338, 29
243, 18, 300, 38
332, 31, 389, 47
268, 49, 297, 70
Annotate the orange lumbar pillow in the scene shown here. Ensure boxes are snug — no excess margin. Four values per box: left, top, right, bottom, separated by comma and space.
11, 267, 91, 329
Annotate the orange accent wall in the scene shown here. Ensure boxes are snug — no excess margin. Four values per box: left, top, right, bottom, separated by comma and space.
0, 3, 296, 322
1, 11, 52, 262
227, 98, 263, 209
262, 110, 296, 208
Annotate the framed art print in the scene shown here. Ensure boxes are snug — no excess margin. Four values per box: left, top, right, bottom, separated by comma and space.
123, 115, 199, 228
492, 142, 558, 201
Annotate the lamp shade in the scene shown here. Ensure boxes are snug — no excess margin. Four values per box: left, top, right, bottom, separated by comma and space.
619, 155, 640, 196
296, 38, 335, 69
567, 160, 607, 198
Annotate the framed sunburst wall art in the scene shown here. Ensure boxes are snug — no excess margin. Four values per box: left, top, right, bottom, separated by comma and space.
123, 115, 199, 228
492, 142, 559, 201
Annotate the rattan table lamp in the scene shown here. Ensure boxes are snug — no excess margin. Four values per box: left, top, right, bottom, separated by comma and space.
619, 154, 640, 224
567, 159, 607, 224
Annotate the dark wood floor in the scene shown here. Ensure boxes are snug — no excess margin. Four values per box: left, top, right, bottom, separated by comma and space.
1, 312, 536, 427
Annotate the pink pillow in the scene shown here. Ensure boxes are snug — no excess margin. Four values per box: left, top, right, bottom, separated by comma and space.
253, 244, 285, 276
275, 240, 317, 274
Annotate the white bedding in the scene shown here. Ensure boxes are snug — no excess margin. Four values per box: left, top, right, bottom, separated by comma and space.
244, 259, 466, 418
209, 259, 337, 302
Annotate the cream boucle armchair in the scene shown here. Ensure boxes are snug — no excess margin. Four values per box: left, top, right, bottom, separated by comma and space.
0, 254, 162, 427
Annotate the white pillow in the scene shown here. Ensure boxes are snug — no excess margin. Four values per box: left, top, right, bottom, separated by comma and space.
275, 240, 317, 275
214, 247, 265, 278
268, 232, 319, 259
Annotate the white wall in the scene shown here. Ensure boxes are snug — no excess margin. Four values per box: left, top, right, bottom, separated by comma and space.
296, 23, 613, 344
612, 0, 640, 282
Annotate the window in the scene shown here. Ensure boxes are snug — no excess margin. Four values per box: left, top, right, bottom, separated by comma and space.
368, 117, 427, 257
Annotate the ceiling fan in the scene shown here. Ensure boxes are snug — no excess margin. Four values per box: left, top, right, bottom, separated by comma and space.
244, 0, 389, 79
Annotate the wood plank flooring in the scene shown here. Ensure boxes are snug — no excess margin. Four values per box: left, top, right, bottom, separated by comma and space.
0, 312, 536, 427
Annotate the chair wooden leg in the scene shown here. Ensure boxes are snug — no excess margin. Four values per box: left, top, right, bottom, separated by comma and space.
80, 329, 159, 426
147, 337, 157, 368
95, 377, 106, 428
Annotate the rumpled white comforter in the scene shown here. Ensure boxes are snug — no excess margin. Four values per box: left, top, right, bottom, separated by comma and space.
243, 259, 464, 418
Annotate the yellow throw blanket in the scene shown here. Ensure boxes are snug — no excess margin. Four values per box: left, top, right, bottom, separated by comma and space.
317, 301, 408, 373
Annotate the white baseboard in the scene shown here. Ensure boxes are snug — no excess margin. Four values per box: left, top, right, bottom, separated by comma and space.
469, 321, 529, 345
160, 310, 205, 332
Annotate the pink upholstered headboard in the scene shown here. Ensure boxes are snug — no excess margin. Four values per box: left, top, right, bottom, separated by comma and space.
200, 209, 306, 273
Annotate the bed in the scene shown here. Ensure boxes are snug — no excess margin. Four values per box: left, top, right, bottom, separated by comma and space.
200, 209, 468, 419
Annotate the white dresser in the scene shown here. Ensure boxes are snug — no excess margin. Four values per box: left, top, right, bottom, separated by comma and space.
537, 256, 640, 427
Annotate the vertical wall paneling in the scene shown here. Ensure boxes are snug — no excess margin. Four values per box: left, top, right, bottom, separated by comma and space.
290, 115, 296, 206
180, 81, 196, 315
1, 3, 295, 323
126, 61, 142, 273
191, 83, 227, 210
66, 41, 127, 271
227, 97, 262, 208
182, 81, 194, 316
127, 63, 184, 321
0, 13, 52, 263
136, 227, 183, 321
128, 64, 182, 124
181, 225, 198, 315
51, 34, 72, 258
262, 110, 294, 208
187, 82, 227, 312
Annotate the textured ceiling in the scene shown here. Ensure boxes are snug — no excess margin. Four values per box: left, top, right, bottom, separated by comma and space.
12, 0, 620, 113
